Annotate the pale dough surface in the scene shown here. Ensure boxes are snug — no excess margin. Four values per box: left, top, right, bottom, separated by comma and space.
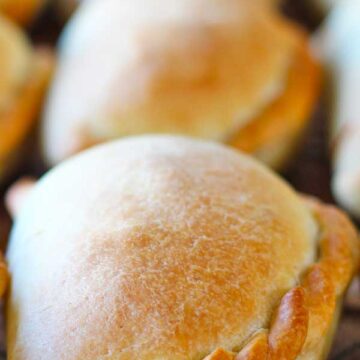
7, 136, 317, 360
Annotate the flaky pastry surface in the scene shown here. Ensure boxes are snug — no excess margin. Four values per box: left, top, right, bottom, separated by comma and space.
7, 136, 358, 360
229, 37, 320, 169
206, 197, 360, 359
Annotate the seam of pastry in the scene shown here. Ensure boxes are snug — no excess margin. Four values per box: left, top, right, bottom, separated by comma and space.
220, 25, 296, 146
202, 198, 359, 359
7, 138, 358, 360
222, 20, 302, 145
228, 37, 321, 169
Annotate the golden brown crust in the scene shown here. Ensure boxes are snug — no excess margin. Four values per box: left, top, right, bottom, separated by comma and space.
43, 0, 309, 166
6, 138, 358, 360
268, 287, 308, 359
0, 0, 47, 25
298, 199, 360, 358
6, 136, 317, 360
204, 348, 235, 360
202, 198, 359, 359
235, 332, 269, 360
229, 36, 321, 169
0, 48, 54, 181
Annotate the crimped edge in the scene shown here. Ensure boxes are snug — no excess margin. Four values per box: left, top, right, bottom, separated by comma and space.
228, 28, 321, 170
203, 197, 360, 359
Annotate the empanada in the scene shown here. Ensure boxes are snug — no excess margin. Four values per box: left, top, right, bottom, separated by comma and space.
43, 0, 320, 169
7, 135, 359, 360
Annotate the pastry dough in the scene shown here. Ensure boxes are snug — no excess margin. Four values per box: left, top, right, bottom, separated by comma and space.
0, 0, 47, 25
7, 136, 359, 360
314, 0, 360, 217
0, 14, 53, 183
42, 0, 320, 169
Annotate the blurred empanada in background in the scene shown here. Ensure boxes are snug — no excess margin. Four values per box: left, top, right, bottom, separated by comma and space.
314, 0, 360, 218
43, 0, 320, 169
0, 0, 48, 25
0, 14, 53, 184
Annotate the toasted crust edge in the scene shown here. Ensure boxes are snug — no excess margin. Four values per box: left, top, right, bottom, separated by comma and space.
4, 182, 357, 359
228, 35, 321, 170
205, 197, 359, 359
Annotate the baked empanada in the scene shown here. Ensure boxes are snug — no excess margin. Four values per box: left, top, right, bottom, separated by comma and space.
7, 136, 359, 360
43, 0, 320, 169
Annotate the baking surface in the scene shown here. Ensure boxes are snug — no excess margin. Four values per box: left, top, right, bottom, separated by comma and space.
0, 1, 359, 359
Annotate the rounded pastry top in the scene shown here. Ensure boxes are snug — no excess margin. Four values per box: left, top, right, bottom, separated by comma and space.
8, 136, 317, 360
0, 14, 32, 116
43, 0, 302, 164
